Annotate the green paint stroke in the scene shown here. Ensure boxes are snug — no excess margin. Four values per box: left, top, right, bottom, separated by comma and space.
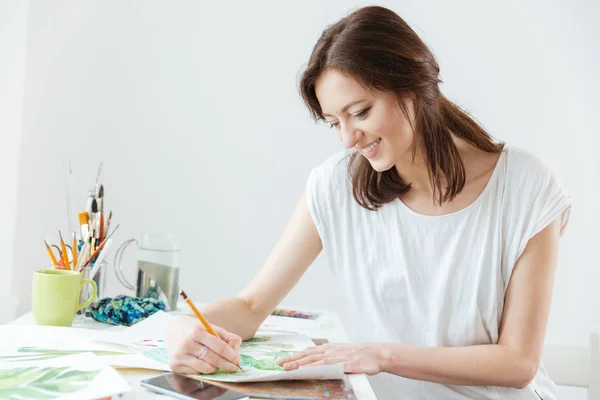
0, 347, 124, 363
242, 336, 271, 344
137, 347, 169, 365
0, 366, 100, 399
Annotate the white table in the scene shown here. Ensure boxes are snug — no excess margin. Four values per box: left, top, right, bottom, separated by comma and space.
9, 310, 377, 400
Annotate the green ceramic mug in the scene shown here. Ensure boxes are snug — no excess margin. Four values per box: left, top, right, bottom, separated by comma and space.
32, 269, 97, 326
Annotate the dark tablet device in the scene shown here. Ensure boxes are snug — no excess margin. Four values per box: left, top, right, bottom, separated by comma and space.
140, 373, 249, 400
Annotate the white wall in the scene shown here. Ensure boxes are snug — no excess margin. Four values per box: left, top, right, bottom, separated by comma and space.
12, 0, 598, 364
0, 0, 29, 323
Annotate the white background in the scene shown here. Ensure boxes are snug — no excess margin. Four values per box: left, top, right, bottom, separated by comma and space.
2, 1, 598, 397
0, 0, 28, 321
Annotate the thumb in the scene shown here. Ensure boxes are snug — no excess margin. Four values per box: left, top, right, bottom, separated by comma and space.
214, 325, 242, 350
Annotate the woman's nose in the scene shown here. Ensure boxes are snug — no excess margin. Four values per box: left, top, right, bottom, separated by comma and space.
340, 123, 364, 149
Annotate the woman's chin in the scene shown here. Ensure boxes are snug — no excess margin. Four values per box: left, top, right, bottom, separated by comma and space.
368, 158, 394, 172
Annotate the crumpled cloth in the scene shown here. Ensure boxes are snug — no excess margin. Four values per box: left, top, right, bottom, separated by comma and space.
90, 295, 166, 326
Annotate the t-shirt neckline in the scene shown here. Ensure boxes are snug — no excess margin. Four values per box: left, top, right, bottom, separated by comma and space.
396, 145, 509, 219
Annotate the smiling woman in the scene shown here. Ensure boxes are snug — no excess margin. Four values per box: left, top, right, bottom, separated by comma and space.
165, 5, 571, 399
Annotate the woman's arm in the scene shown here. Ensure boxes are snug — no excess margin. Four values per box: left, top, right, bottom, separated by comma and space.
379, 217, 561, 388
187, 193, 322, 339
281, 217, 561, 389
166, 193, 322, 373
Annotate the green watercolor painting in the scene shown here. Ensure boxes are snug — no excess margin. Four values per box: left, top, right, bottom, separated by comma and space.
0, 366, 100, 399
190, 336, 297, 381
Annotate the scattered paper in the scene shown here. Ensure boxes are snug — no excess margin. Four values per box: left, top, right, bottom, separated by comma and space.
0, 323, 169, 371
0, 312, 342, 384
0, 352, 130, 400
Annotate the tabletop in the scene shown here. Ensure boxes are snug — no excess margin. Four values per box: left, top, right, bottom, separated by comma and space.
8, 307, 378, 400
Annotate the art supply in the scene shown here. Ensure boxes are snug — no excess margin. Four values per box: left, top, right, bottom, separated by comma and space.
271, 308, 321, 320
42, 160, 118, 319
86, 189, 95, 223
94, 161, 103, 194
179, 290, 244, 373
72, 231, 78, 267
63, 160, 76, 238
114, 234, 180, 311
0, 353, 131, 400
98, 185, 105, 241
44, 239, 59, 266
185, 334, 343, 383
75, 218, 97, 271
105, 210, 113, 238
91, 199, 99, 252
79, 211, 90, 239
89, 238, 113, 280
82, 224, 120, 269
58, 230, 70, 269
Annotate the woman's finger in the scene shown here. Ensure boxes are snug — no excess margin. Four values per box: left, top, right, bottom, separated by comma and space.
278, 346, 324, 365
282, 354, 326, 370
213, 325, 243, 350
200, 347, 239, 373
181, 339, 209, 360
196, 331, 242, 367
179, 355, 220, 374
181, 338, 238, 373
299, 358, 341, 369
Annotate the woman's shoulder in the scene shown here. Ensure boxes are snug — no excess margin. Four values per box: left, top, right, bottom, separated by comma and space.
501, 143, 570, 209
503, 144, 561, 188
308, 149, 354, 194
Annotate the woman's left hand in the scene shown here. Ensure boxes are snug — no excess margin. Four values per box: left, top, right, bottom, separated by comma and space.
277, 343, 384, 375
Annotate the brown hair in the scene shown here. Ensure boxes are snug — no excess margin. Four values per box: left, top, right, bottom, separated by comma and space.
299, 6, 503, 210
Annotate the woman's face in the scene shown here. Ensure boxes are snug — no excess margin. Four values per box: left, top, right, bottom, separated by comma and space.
315, 69, 416, 172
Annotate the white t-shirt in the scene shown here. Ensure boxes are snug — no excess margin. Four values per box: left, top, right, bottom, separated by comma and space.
305, 144, 571, 400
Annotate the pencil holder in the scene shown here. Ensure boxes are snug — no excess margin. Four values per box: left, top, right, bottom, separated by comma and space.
91, 260, 108, 299
78, 261, 108, 316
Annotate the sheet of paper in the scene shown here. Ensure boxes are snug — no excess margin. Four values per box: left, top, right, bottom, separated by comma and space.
259, 313, 333, 332
189, 334, 344, 383
0, 352, 131, 400
0, 313, 341, 381
0, 324, 169, 371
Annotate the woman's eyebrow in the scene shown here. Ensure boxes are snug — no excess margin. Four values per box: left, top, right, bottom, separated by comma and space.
322, 99, 368, 117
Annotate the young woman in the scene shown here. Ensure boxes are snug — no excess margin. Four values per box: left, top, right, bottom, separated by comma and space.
165, 6, 571, 399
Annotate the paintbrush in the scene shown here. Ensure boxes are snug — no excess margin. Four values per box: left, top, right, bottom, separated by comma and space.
81, 224, 120, 269
105, 211, 113, 240
78, 212, 90, 240
98, 185, 104, 241
72, 231, 78, 268
75, 218, 98, 271
91, 199, 99, 253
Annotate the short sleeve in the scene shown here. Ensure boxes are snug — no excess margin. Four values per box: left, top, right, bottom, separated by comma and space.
305, 150, 352, 242
305, 167, 324, 238
501, 147, 572, 290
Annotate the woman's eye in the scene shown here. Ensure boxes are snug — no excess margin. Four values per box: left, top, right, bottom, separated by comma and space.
354, 108, 370, 119
328, 122, 339, 129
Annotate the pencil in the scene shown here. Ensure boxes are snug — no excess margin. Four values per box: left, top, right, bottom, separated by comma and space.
179, 290, 243, 372
44, 240, 59, 267
58, 230, 69, 270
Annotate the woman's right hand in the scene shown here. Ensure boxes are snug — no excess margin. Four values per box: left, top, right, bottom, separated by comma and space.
165, 314, 243, 374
